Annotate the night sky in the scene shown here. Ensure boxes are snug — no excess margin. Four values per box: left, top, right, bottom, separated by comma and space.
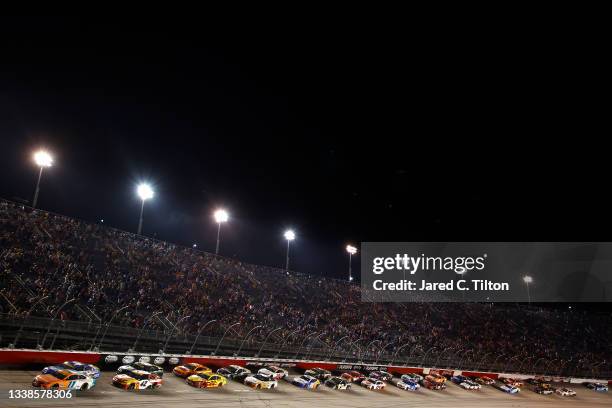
0, 16, 608, 280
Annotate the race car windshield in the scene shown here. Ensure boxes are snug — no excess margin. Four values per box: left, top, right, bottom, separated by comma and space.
185, 364, 199, 370
255, 374, 271, 381
48, 371, 68, 380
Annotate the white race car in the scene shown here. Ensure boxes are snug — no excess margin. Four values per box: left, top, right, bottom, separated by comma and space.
362, 377, 385, 390
260, 366, 288, 380
555, 387, 576, 396
245, 372, 278, 389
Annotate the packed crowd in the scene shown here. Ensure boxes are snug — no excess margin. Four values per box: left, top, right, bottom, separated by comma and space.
1, 199, 610, 376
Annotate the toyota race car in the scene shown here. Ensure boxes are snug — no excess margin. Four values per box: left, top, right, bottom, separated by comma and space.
173, 363, 212, 378
586, 382, 608, 392
186, 373, 228, 388
425, 373, 446, 383
42, 361, 101, 379
33, 369, 96, 390
118, 362, 163, 377
260, 366, 288, 380
362, 377, 386, 390
244, 372, 278, 389
422, 379, 447, 390
341, 371, 365, 383
402, 373, 423, 382
291, 375, 320, 389
304, 367, 332, 381
502, 377, 523, 388
217, 365, 251, 379
368, 370, 393, 382
555, 387, 576, 396
325, 376, 351, 390
534, 385, 554, 395
451, 375, 481, 390
473, 376, 495, 385
112, 369, 162, 390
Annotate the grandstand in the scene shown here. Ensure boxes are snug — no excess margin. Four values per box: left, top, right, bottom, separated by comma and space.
1, 198, 611, 378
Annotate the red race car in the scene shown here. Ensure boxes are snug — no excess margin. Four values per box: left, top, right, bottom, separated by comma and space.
341, 371, 365, 383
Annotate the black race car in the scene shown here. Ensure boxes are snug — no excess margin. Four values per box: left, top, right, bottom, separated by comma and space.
368, 370, 393, 382
304, 368, 332, 381
217, 365, 251, 379
117, 361, 164, 377
324, 376, 351, 390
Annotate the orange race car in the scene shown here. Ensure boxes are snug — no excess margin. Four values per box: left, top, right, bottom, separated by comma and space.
425, 373, 447, 383
173, 362, 212, 378
32, 368, 96, 390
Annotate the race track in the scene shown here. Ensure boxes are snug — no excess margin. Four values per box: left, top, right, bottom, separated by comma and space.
0, 369, 609, 408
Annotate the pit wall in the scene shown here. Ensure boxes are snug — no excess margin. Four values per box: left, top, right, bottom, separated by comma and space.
1, 348, 609, 385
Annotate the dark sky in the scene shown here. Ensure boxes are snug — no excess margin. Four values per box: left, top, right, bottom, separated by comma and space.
0, 16, 608, 280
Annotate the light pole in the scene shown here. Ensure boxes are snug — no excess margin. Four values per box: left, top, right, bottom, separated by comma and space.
284, 229, 295, 271
32, 150, 53, 208
162, 315, 191, 354
256, 327, 283, 358
346, 245, 357, 282
10, 295, 49, 348
97, 305, 129, 351
523, 275, 533, 305
188, 319, 218, 354
136, 183, 154, 235
214, 209, 228, 255
235, 325, 263, 357
40, 298, 75, 349
212, 322, 240, 356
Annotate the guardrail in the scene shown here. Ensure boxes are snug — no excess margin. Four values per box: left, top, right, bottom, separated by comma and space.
0, 314, 609, 379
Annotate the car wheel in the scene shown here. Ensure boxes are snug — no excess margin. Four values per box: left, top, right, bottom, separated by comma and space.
52, 384, 59, 389
256, 384, 261, 389
128, 384, 135, 390
81, 384, 89, 390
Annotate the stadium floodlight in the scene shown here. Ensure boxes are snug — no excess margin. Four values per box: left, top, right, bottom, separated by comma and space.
214, 208, 229, 255
346, 245, 357, 282
136, 183, 154, 235
284, 229, 295, 271
523, 275, 533, 304
31, 150, 53, 208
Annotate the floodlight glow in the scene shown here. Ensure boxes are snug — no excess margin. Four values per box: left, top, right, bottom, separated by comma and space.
214, 209, 229, 223
346, 245, 357, 255
523, 276, 533, 284
284, 230, 295, 241
137, 184, 154, 200
34, 151, 53, 167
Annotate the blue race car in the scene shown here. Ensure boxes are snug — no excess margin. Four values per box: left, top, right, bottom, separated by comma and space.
42, 361, 101, 379
291, 375, 320, 389
586, 383, 608, 392
494, 383, 520, 394
396, 375, 420, 391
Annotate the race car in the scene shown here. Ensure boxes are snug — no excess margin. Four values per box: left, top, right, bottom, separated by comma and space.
112, 369, 163, 390
118, 362, 164, 377
291, 374, 320, 389
402, 373, 424, 382
494, 383, 520, 394
425, 373, 446, 383
244, 372, 278, 389
451, 375, 481, 390
260, 366, 288, 380
173, 363, 212, 378
341, 371, 365, 383
421, 379, 447, 390
32, 369, 96, 390
304, 367, 332, 381
217, 365, 251, 379
368, 370, 393, 382
394, 376, 420, 391
473, 376, 495, 385
233, 372, 252, 384
186, 373, 228, 388
555, 387, 576, 396
585, 382, 608, 392
526, 377, 544, 385
42, 361, 101, 379
324, 376, 351, 390
534, 385, 554, 395
361, 377, 386, 390
502, 377, 523, 387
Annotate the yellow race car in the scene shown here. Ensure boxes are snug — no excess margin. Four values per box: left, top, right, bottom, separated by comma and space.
112, 369, 163, 390
173, 363, 212, 378
186, 373, 228, 388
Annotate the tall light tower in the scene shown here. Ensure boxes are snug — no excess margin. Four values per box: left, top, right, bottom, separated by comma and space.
284, 229, 295, 271
32, 150, 53, 208
136, 183, 154, 235
214, 209, 229, 255
346, 245, 357, 282
523, 275, 533, 305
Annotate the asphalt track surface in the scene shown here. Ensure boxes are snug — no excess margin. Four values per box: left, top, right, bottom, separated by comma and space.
0, 369, 609, 408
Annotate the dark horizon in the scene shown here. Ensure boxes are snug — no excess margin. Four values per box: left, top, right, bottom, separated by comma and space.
1, 16, 609, 281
